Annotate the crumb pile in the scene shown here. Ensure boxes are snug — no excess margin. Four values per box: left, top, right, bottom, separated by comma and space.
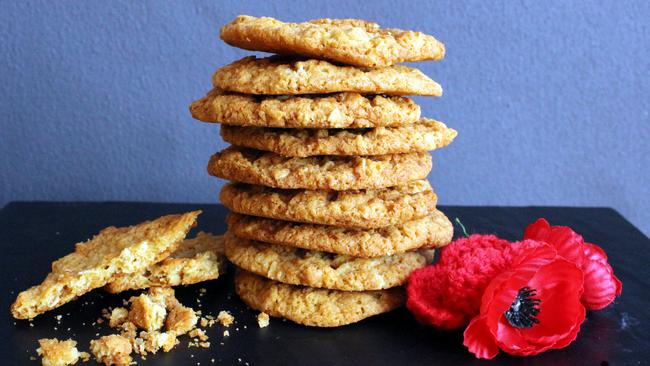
33, 286, 245, 365
191, 15, 456, 327
10, 212, 231, 365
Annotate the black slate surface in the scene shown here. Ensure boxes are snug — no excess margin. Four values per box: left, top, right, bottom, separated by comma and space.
1, 202, 648, 365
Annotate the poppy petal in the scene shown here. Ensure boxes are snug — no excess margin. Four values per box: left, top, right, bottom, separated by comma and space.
523, 218, 551, 241
464, 316, 500, 359
483, 248, 586, 357
581, 243, 622, 310
523, 259, 585, 346
523, 219, 585, 268
482, 244, 556, 332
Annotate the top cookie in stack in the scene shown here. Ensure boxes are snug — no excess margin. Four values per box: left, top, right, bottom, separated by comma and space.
190, 15, 456, 327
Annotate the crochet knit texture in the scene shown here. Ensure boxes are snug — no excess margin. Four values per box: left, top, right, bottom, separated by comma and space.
406, 235, 545, 330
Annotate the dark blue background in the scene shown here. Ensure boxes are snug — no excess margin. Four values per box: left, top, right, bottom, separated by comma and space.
1, 1, 648, 234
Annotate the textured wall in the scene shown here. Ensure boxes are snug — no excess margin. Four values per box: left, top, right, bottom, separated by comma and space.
1, 1, 648, 235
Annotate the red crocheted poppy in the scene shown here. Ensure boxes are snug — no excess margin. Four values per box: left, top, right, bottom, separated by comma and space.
406, 234, 511, 330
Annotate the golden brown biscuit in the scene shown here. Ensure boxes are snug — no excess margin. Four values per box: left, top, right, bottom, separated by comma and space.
212, 56, 442, 96
234, 270, 405, 327
190, 91, 420, 128
220, 15, 445, 68
105, 232, 226, 293
208, 146, 432, 191
225, 234, 433, 290
220, 180, 436, 228
227, 210, 453, 257
221, 118, 457, 157
11, 211, 200, 319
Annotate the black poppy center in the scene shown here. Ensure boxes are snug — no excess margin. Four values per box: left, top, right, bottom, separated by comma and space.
504, 286, 541, 328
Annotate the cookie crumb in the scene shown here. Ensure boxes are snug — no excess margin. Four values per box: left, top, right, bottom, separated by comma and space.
128, 294, 166, 331
79, 352, 90, 362
109, 308, 129, 328
257, 312, 270, 328
138, 330, 178, 354
37, 338, 83, 366
165, 304, 197, 335
118, 321, 137, 340
217, 311, 234, 327
223, 330, 230, 337
188, 328, 209, 342
202, 315, 216, 327
90, 335, 132, 366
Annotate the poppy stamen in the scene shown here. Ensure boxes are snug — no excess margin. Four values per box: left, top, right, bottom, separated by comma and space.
505, 286, 541, 328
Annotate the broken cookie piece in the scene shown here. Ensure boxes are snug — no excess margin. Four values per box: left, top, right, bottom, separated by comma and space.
128, 293, 167, 331
37, 338, 89, 366
105, 232, 226, 293
11, 211, 200, 320
108, 307, 129, 328
166, 303, 197, 335
90, 335, 132, 366
138, 330, 178, 354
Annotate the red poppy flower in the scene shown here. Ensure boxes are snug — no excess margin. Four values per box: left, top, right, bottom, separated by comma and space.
523, 218, 622, 310
463, 243, 586, 359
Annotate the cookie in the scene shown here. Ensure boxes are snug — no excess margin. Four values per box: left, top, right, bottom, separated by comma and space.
220, 180, 436, 228
208, 146, 432, 191
220, 16, 445, 68
234, 270, 405, 327
221, 118, 457, 157
227, 210, 453, 257
105, 232, 226, 293
11, 211, 200, 320
212, 56, 442, 96
190, 90, 420, 128
225, 234, 433, 291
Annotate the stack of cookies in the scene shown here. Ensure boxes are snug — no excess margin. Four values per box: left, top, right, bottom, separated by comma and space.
190, 15, 457, 327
